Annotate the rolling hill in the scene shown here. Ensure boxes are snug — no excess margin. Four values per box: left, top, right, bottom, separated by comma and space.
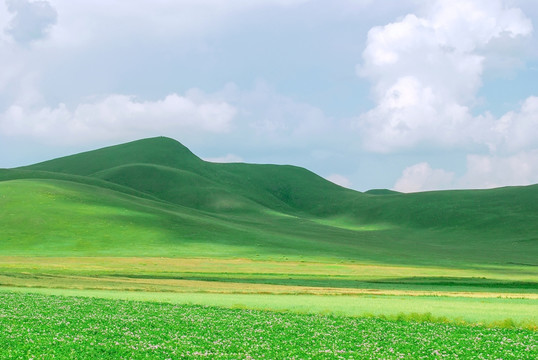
1, 136, 537, 267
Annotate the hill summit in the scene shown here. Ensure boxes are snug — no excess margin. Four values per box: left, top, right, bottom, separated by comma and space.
23, 137, 202, 176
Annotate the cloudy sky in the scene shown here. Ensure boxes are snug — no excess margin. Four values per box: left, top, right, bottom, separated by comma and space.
1, 0, 537, 192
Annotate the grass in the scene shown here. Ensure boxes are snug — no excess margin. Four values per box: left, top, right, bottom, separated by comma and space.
0, 136, 536, 267
1, 291, 536, 359
0, 256, 536, 294
1, 136, 537, 357
2, 255, 535, 330
1, 177, 537, 267
4, 286, 536, 328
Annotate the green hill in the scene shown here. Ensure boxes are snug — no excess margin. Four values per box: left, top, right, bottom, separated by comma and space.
1, 136, 537, 267
19, 137, 355, 215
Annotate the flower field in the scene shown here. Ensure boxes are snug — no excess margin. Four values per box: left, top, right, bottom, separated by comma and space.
0, 292, 536, 359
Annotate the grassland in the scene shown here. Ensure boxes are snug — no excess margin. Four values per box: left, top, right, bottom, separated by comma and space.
0, 256, 538, 298
1, 291, 536, 359
0, 136, 537, 357
4, 286, 537, 328
2, 256, 536, 329
1, 137, 537, 265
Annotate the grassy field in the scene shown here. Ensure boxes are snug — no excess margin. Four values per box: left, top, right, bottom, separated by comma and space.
1, 291, 536, 359
1, 256, 536, 328
4, 286, 537, 327
0, 256, 536, 294
0, 137, 537, 357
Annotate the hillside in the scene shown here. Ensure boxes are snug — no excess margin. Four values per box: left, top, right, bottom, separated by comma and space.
19, 137, 356, 215
1, 136, 537, 267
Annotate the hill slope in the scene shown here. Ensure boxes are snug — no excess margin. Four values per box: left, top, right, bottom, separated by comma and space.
20, 137, 356, 215
1, 136, 537, 267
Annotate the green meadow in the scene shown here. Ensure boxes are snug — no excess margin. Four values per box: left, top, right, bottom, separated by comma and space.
3, 286, 537, 327
1, 137, 537, 266
2, 292, 536, 359
0, 137, 537, 357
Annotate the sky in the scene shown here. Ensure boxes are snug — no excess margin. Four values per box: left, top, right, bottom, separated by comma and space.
0, 0, 537, 192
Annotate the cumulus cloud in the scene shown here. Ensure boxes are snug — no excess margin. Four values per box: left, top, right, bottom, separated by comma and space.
0, 79, 339, 162
489, 96, 538, 152
458, 151, 538, 189
326, 174, 352, 188
393, 162, 454, 192
4, 0, 57, 43
357, 0, 533, 153
0, 92, 236, 144
394, 151, 538, 192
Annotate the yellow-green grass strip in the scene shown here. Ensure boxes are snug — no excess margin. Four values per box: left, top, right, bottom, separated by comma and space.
2, 286, 536, 329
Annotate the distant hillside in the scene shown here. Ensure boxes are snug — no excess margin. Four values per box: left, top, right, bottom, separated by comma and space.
1, 136, 537, 266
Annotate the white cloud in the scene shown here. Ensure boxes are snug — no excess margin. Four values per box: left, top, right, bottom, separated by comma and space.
489, 96, 538, 152
394, 151, 538, 192
203, 153, 243, 163
0, 78, 341, 159
326, 174, 352, 188
458, 151, 538, 189
357, 0, 533, 153
393, 162, 454, 192
357, 75, 476, 152
0, 0, 536, 193
0, 92, 236, 144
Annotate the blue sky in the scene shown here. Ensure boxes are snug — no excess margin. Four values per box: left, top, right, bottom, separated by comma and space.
1, 0, 537, 192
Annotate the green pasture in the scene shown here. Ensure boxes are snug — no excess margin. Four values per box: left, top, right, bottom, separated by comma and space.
0, 136, 537, 357
2, 292, 535, 359
3, 286, 537, 328
0, 256, 536, 295
1, 176, 537, 267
